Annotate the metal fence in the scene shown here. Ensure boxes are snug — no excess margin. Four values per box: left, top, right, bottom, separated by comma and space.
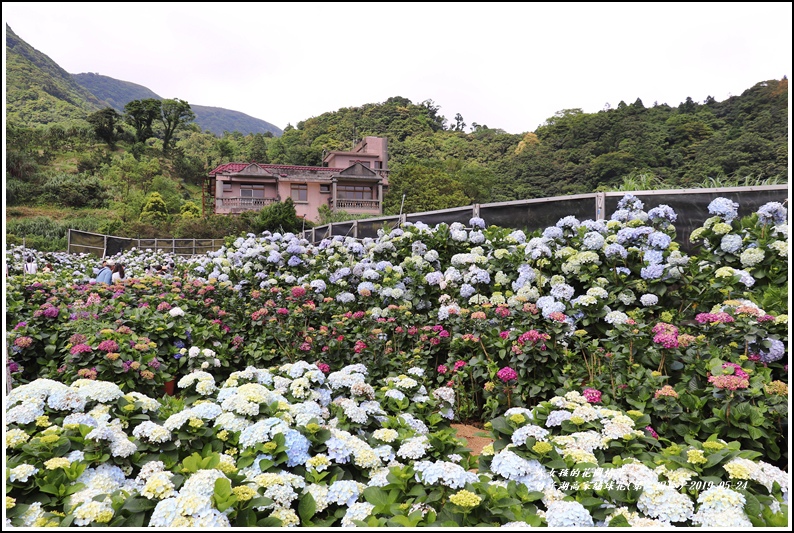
301, 185, 789, 253
67, 229, 226, 258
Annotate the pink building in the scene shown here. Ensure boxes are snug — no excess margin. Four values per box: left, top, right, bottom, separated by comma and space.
206, 136, 389, 222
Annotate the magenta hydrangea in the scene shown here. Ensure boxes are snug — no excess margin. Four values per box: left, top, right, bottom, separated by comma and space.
496, 366, 518, 383
583, 388, 602, 403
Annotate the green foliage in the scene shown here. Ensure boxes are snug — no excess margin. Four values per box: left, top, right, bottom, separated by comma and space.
124, 98, 161, 143
159, 98, 196, 154
86, 107, 122, 147
383, 163, 469, 214
316, 204, 373, 225
180, 201, 201, 219
251, 198, 306, 234
41, 173, 110, 208
139, 192, 169, 224
149, 175, 183, 214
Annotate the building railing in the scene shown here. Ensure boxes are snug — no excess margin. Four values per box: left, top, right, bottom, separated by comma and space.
218, 197, 279, 208
333, 199, 381, 210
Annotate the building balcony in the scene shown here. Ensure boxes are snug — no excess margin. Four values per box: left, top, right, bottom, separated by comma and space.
216, 196, 279, 214
330, 198, 381, 213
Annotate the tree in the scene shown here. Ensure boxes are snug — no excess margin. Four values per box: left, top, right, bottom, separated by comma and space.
383, 163, 469, 215
139, 192, 169, 224
249, 133, 269, 163
160, 99, 196, 155
453, 113, 467, 132
180, 200, 201, 219
87, 107, 122, 148
252, 198, 305, 233
124, 99, 162, 143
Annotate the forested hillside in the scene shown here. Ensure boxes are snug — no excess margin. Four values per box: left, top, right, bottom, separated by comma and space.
5, 23, 788, 250
72, 72, 283, 137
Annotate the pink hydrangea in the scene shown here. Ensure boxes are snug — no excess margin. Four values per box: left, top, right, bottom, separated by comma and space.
14, 336, 33, 349
583, 388, 602, 403
97, 340, 119, 353
70, 343, 93, 355
496, 367, 518, 383
438, 365, 449, 375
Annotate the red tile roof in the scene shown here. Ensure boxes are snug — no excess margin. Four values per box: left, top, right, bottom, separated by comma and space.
209, 162, 343, 175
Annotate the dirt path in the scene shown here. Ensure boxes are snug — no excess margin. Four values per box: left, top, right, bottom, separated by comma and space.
451, 423, 493, 456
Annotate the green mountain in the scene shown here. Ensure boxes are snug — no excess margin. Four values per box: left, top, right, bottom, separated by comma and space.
72, 72, 283, 137
5, 24, 282, 136
5, 24, 105, 124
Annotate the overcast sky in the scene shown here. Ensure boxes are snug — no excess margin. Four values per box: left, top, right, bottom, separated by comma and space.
4, 2, 792, 135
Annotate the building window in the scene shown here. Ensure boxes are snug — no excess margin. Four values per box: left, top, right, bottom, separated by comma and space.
240, 184, 265, 198
320, 184, 331, 193
338, 185, 374, 200
291, 183, 308, 202
222, 182, 233, 192
374, 161, 383, 169
358, 161, 370, 168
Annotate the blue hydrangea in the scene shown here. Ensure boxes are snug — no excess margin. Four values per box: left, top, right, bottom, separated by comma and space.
412, 241, 428, 255
582, 219, 608, 233
647, 231, 672, 250
469, 216, 486, 229
358, 281, 376, 292
460, 284, 476, 298
287, 255, 303, 267
604, 243, 628, 258
641, 264, 665, 280
327, 479, 361, 507
720, 234, 743, 253
542, 226, 564, 240
469, 231, 485, 244
647, 204, 678, 224
758, 339, 785, 363
616, 194, 644, 212
643, 250, 664, 265
424, 272, 444, 286
708, 197, 739, 222
310, 279, 326, 293
550, 283, 575, 301
470, 268, 491, 285
556, 216, 581, 230
756, 202, 787, 225
582, 232, 605, 250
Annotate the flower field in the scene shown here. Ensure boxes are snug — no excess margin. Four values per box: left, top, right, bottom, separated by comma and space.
5, 195, 789, 527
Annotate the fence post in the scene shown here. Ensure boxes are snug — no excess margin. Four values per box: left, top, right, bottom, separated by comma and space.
67, 229, 71, 255
595, 192, 606, 220
103, 235, 107, 258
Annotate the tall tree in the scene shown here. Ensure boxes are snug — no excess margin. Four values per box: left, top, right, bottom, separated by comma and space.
87, 107, 122, 148
249, 133, 269, 163
124, 98, 161, 143
160, 98, 196, 155
453, 113, 467, 132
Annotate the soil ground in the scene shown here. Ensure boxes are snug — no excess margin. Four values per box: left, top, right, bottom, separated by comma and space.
451, 423, 493, 456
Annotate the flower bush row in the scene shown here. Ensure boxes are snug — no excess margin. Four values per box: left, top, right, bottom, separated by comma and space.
5, 361, 788, 527
7, 196, 788, 469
